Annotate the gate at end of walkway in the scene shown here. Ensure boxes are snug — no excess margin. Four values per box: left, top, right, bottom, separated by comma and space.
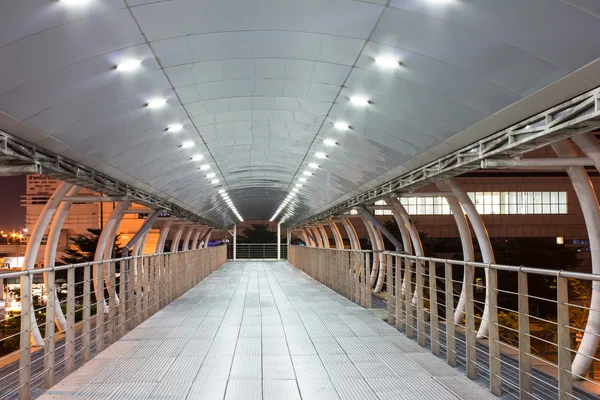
227, 243, 287, 261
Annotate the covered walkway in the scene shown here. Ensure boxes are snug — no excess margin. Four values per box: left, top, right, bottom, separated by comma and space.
39, 261, 495, 400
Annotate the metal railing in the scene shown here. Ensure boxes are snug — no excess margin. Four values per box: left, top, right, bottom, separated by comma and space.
0, 246, 226, 400
227, 243, 287, 260
289, 245, 600, 400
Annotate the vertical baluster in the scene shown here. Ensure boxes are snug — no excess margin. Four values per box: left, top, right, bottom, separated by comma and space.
95, 262, 105, 352
465, 263, 477, 380
445, 261, 456, 367
387, 254, 394, 326
557, 272, 573, 399
396, 255, 404, 332
19, 271, 32, 400
406, 258, 414, 339
44, 268, 56, 388
488, 265, 502, 395
518, 268, 532, 400
430, 259, 440, 356
82, 263, 91, 363
416, 259, 425, 347
108, 261, 116, 344
365, 252, 372, 309
65, 266, 75, 374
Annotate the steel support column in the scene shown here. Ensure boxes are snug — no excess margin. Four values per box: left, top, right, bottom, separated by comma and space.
555, 137, 600, 378
445, 178, 495, 339
44, 186, 81, 332
23, 182, 73, 346
155, 219, 174, 254
191, 228, 202, 250
316, 224, 330, 249
340, 218, 361, 250
233, 224, 237, 260
436, 181, 475, 324
329, 221, 344, 250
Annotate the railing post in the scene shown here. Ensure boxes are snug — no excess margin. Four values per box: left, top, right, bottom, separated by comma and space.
557, 272, 573, 399
95, 262, 105, 353
406, 259, 414, 339
65, 266, 75, 374
387, 254, 395, 326
396, 255, 404, 332
465, 262, 477, 380
44, 267, 56, 389
18, 271, 32, 400
488, 265, 501, 395
430, 259, 440, 356
416, 258, 425, 347
109, 261, 117, 343
82, 263, 91, 363
445, 261, 456, 367
518, 268, 532, 400
135, 257, 142, 326
365, 252, 371, 309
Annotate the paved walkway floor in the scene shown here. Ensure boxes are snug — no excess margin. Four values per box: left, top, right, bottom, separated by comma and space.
39, 261, 497, 400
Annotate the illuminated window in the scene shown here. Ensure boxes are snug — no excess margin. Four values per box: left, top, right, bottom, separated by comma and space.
468, 191, 567, 215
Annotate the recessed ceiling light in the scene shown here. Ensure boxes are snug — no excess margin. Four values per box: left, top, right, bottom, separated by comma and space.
323, 139, 336, 146
295, 184, 303, 188
181, 141, 194, 148
167, 124, 183, 132
308, 163, 319, 169
199, 164, 210, 170
116, 59, 141, 71
349, 96, 369, 106
191, 154, 203, 161
292, 188, 299, 192
211, 179, 220, 184
59, 0, 92, 5
303, 171, 312, 176
375, 56, 400, 69
315, 152, 327, 158
206, 173, 216, 178
334, 122, 350, 130
299, 177, 308, 182
147, 98, 167, 109
218, 189, 226, 194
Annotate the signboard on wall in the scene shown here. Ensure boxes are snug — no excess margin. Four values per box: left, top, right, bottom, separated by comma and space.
27, 175, 59, 195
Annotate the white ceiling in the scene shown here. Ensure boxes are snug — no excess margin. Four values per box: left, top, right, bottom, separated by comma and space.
2, 0, 600, 226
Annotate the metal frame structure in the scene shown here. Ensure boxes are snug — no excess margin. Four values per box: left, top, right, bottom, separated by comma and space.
0, 130, 221, 229
290, 87, 600, 227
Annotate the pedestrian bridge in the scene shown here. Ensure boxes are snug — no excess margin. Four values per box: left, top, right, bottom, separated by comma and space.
38, 260, 495, 400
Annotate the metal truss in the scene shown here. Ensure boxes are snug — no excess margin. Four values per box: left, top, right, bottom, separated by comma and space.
0, 130, 222, 229
290, 87, 600, 227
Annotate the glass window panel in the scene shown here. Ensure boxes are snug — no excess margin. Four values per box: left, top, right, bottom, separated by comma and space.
559, 192, 567, 203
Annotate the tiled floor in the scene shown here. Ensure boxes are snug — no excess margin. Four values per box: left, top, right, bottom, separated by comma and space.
39, 261, 497, 399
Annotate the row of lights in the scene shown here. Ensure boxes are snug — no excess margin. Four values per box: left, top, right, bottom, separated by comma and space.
112, 58, 241, 218
219, 190, 243, 222
270, 56, 402, 222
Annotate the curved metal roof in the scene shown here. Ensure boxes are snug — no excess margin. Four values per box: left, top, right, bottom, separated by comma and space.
2, 0, 600, 226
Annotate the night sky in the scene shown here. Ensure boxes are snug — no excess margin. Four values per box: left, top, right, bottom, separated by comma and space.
0, 176, 26, 232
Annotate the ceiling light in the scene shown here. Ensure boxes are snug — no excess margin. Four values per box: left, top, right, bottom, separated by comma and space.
303, 171, 312, 176
295, 184, 303, 188
315, 152, 327, 158
292, 188, 299, 192
191, 154, 203, 161
147, 98, 167, 109
334, 122, 350, 130
181, 141, 194, 148
308, 163, 319, 169
115, 59, 141, 71
349, 96, 369, 106
167, 124, 183, 132
199, 164, 210, 170
323, 139, 336, 146
299, 177, 308, 182
211, 179, 220, 184
59, 0, 92, 5
219, 189, 226, 193
206, 173, 216, 178
375, 56, 400, 69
